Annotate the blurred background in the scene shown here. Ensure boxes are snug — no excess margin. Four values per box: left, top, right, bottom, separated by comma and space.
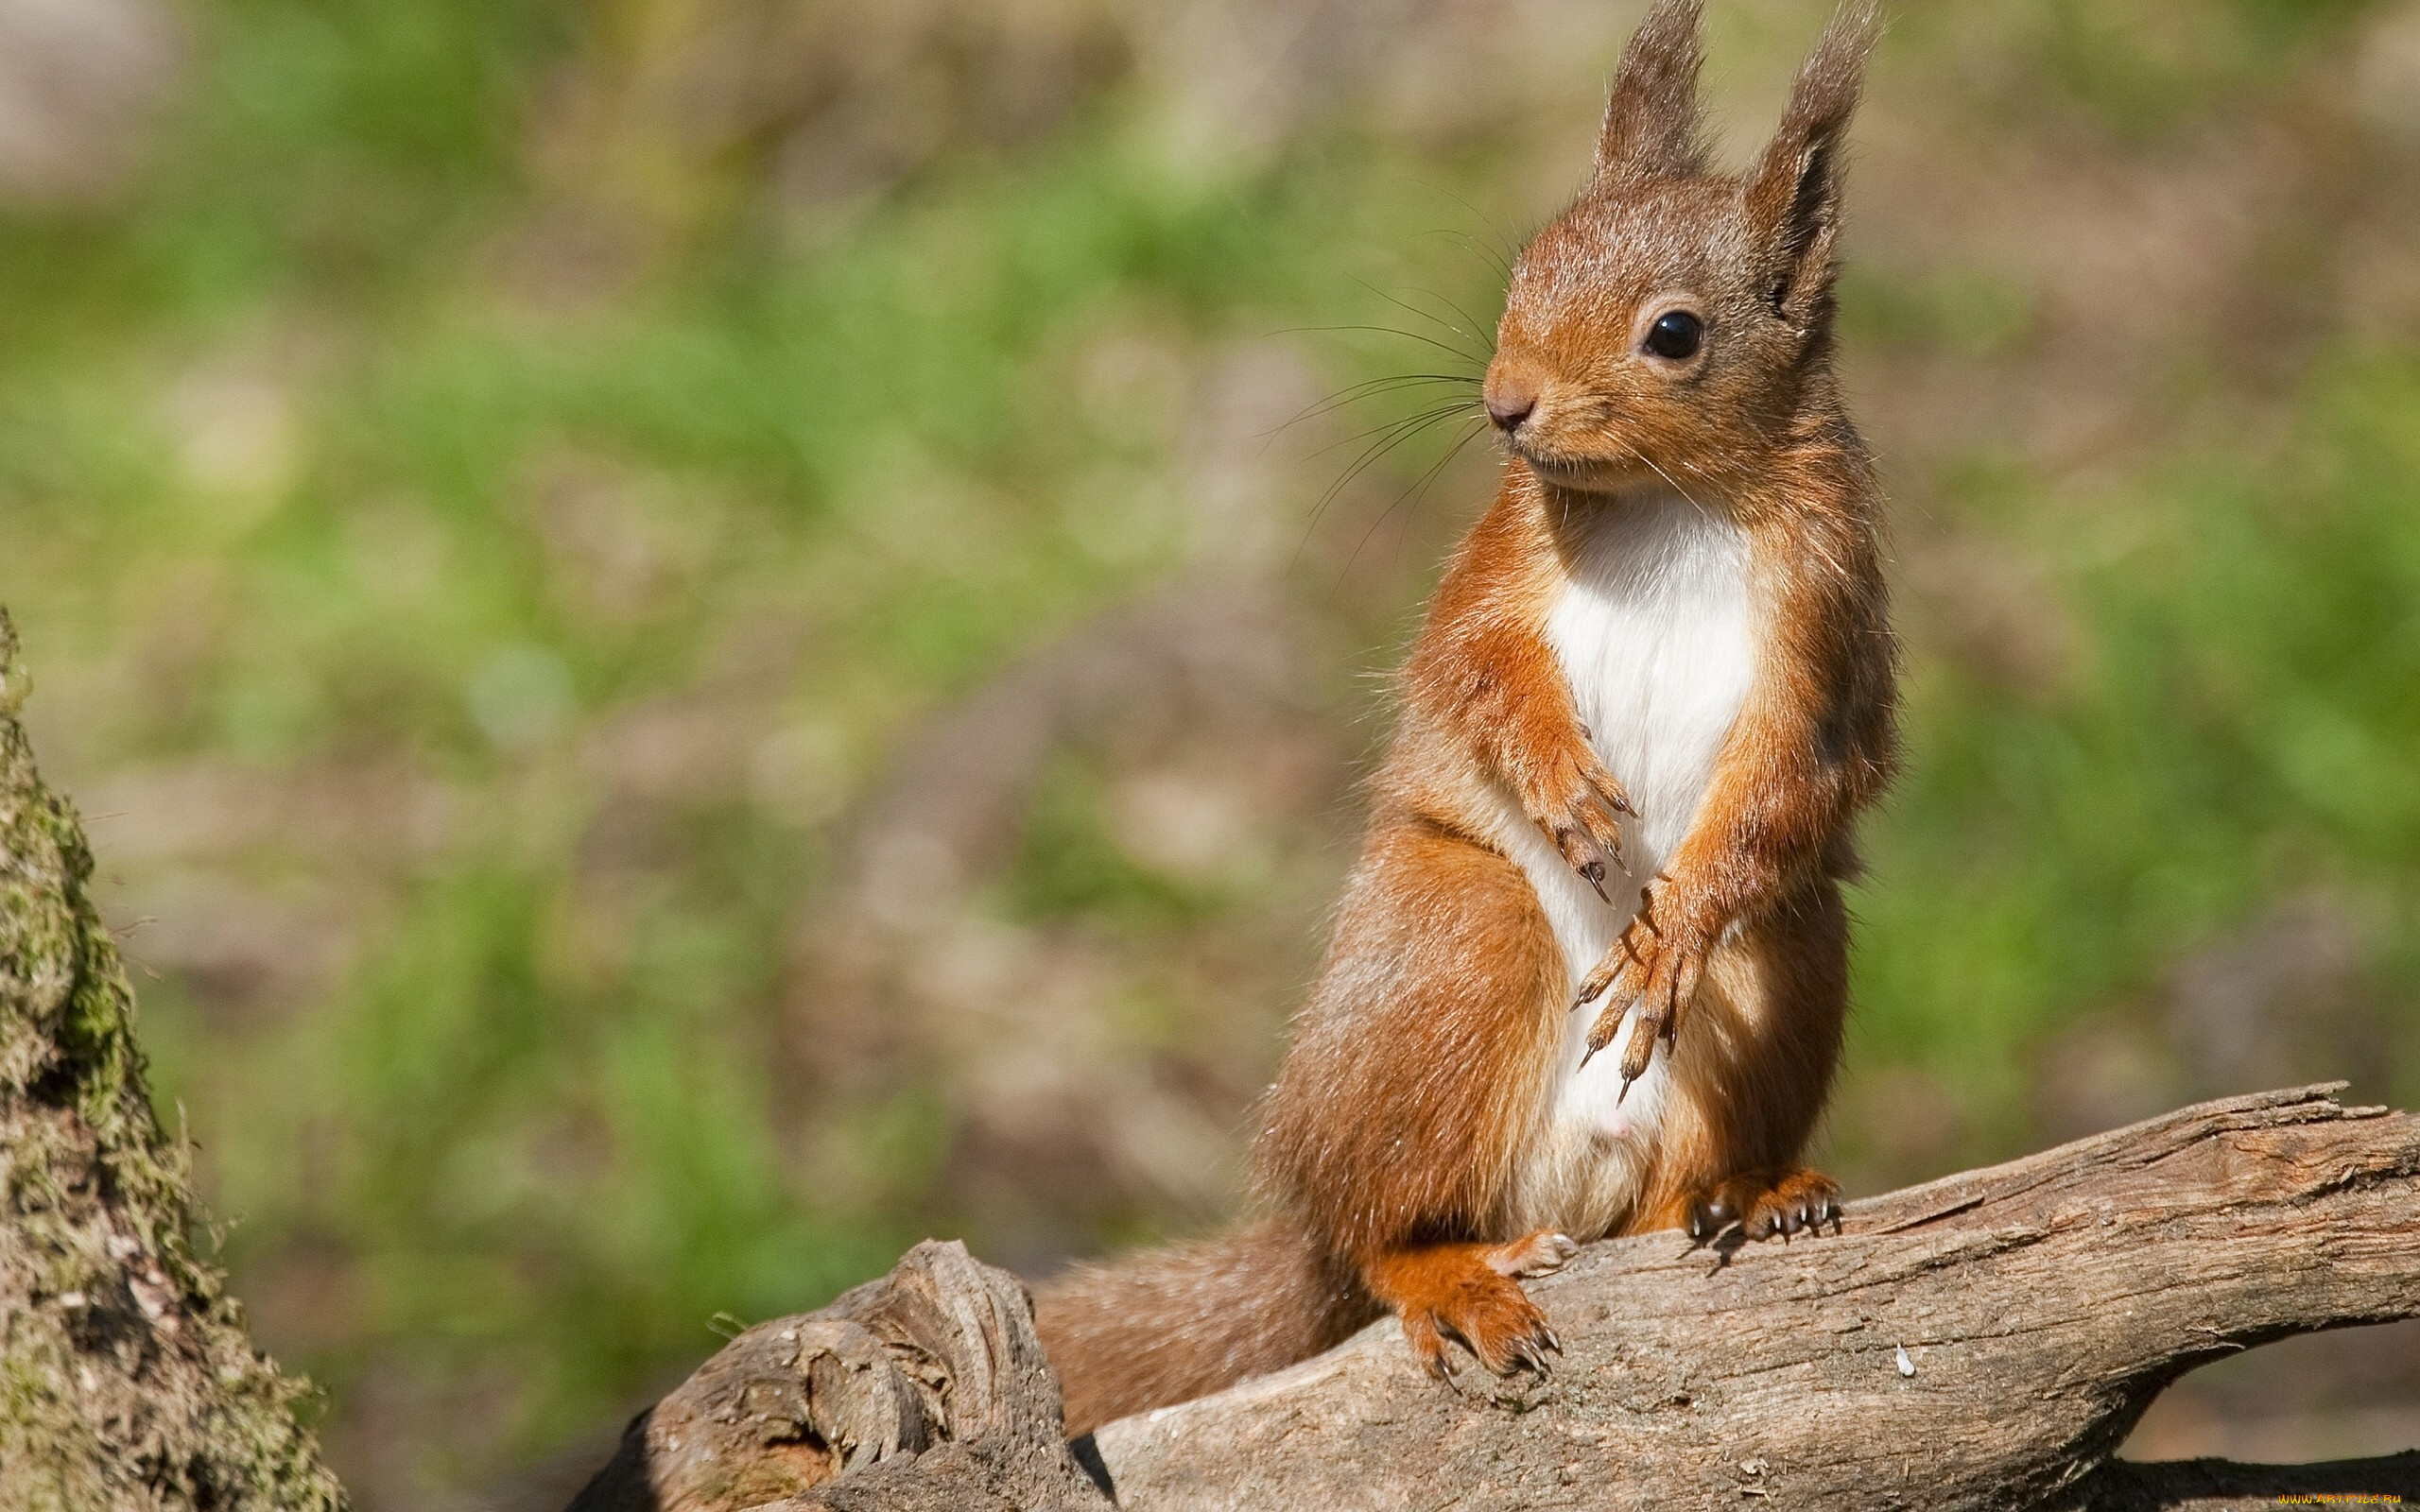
2, 0, 2418, 1501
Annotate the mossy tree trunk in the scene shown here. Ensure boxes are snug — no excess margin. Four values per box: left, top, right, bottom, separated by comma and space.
0, 609, 345, 1512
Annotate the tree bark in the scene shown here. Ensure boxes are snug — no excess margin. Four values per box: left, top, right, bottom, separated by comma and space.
0, 610, 345, 1512
574, 1084, 2420, 1512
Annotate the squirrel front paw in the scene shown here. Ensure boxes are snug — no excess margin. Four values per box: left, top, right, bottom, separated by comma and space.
1521, 743, 1634, 902
1575, 879, 1713, 1086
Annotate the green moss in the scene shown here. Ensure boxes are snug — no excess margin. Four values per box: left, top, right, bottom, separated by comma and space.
0, 609, 346, 1512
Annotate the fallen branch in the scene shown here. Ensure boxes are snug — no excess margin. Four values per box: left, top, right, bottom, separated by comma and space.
567, 1239, 1109, 1512
571, 1084, 2420, 1511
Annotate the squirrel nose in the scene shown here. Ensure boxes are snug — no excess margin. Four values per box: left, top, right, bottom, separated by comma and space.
1483, 374, 1537, 434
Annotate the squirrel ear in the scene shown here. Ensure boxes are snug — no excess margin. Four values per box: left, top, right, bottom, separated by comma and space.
1745, 2, 1880, 329
1595, 0, 1709, 183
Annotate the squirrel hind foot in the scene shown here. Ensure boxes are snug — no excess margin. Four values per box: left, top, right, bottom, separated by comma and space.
1680, 1167, 1841, 1245
1367, 1231, 1569, 1380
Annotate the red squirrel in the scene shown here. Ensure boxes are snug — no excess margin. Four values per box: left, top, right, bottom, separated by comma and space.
1035, 0, 1897, 1437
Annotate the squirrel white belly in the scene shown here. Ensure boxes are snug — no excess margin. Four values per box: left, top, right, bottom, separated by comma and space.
1490, 489, 1758, 1239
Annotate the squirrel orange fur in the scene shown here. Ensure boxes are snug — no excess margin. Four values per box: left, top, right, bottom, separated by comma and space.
1035, 0, 1898, 1438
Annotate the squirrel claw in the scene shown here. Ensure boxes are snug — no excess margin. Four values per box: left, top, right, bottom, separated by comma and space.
1580, 1004, 1622, 1066
1552, 823, 1620, 902
1617, 1022, 1658, 1085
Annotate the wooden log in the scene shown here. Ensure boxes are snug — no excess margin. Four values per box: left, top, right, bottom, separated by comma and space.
567, 1240, 1113, 1512
572, 1084, 2420, 1511
1097, 1083, 2420, 1510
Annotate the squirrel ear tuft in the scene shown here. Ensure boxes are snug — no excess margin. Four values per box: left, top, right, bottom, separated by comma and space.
1745, 1, 1881, 328
1596, 0, 1709, 183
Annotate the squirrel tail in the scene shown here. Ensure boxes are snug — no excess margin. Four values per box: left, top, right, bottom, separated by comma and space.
1033, 1215, 1376, 1437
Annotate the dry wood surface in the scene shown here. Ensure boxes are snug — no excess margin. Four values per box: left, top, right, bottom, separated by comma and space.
568, 1084, 2420, 1511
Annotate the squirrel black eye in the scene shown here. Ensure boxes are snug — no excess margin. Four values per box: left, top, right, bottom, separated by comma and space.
1643, 310, 1703, 360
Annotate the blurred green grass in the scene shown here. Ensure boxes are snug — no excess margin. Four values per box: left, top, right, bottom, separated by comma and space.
1859, 352, 2420, 1140
2, 0, 2416, 1497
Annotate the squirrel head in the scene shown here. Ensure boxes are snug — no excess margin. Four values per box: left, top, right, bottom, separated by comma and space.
1485, 0, 1878, 496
